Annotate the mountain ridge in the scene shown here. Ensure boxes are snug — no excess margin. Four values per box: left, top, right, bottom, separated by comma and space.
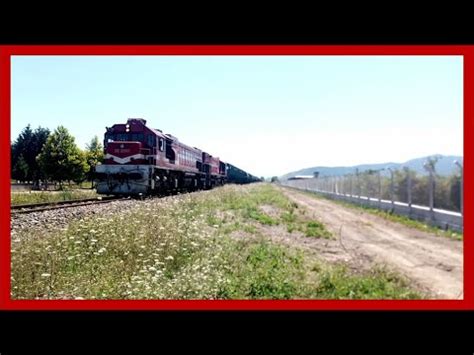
279, 154, 463, 180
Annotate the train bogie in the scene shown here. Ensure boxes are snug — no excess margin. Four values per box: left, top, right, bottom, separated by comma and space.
95, 164, 150, 195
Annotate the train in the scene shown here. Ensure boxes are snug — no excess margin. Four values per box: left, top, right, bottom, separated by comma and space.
94, 118, 260, 195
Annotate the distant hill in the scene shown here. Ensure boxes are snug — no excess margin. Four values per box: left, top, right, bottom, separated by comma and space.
280, 155, 463, 180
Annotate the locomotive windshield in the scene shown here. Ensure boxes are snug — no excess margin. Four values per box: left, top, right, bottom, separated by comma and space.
105, 133, 144, 142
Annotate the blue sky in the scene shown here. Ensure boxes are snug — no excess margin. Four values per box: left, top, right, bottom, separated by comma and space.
11, 55, 463, 177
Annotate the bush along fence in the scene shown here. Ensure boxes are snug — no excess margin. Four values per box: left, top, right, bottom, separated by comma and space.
281, 160, 463, 233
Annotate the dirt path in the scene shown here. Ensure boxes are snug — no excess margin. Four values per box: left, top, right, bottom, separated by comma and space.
279, 187, 463, 299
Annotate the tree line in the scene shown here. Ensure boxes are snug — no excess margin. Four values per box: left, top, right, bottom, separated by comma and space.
11, 125, 104, 189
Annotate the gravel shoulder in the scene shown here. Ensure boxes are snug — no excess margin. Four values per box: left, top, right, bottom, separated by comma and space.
278, 186, 463, 299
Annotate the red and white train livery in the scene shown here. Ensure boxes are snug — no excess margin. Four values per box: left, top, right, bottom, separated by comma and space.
95, 118, 228, 195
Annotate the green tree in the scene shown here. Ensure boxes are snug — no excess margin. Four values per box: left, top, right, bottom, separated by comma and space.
12, 155, 29, 182
393, 169, 409, 203
271, 176, 279, 183
85, 136, 104, 187
30, 127, 51, 183
11, 125, 33, 182
37, 126, 89, 188
11, 125, 50, 185
411, 175, 429, 206
449, 174, 461, 212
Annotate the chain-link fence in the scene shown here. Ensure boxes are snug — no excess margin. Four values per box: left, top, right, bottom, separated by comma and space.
282, 160, 463, 232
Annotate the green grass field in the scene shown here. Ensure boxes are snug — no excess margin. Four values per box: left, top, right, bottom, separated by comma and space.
11, 184, 421, 300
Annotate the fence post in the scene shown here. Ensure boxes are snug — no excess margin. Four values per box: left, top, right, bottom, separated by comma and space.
404, 167, 412, 216
454, 160, 463, 217
428, 168, 434, 213
388, 167, 394, 212
378, 170, 381, 207
378, 169, 383, 208
366, 171, 371, 202
355, 168, 360, 203
349, 174, 353, 199
423, 161, 435, 220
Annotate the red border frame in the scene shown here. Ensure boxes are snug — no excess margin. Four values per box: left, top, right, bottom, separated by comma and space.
0, 45, 472, 311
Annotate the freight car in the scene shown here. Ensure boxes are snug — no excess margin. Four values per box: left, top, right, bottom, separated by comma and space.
94, 118, 259, 195
226, 163, 261, 184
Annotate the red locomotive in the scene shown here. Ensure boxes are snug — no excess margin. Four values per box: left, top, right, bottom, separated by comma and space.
95, 118, 256, 195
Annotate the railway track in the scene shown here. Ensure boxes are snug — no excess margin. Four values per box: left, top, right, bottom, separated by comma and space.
11, 196, 127, 214
11, 186, 214, 215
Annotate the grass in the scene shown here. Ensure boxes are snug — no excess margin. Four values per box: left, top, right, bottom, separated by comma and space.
295, 188, 463, 241
309, 262, 419, 299
11, 183, 421, 300
208, 184, 332, 239
305, 221, 332, 238
11, 190, 99, 206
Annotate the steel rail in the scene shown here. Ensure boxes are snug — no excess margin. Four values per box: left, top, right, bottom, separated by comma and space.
11, 196, 126, 214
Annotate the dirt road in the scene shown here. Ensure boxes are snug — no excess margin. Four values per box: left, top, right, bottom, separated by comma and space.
279, 187, 463, 299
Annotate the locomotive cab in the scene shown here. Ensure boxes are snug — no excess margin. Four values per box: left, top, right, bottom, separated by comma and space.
165, 139, 176, 164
